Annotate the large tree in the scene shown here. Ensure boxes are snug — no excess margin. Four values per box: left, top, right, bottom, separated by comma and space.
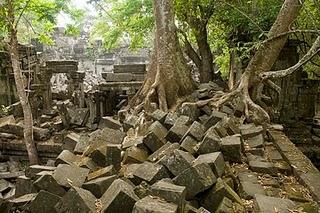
130, 0, 196, 112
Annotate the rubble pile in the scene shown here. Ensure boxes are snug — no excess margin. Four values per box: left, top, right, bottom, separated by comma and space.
0, 83, 319, 212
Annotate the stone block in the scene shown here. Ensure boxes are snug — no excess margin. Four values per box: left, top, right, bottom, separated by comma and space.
193, 152, 225, 177
148, 142, 179, 162
15, 176, 37, 197
249, 161, 277, 175
166, 124, 189, 143
201, 178, 242, 212
195, 127, 221, 155
133, 196, 178, 213
123, 146, 149, 164
77, 157, 98, 171
151, 180, 186, 209
253, 194, 296, 212
34, 174, 66, 196
83, 175, 117, 198
63, 132, 80, 152
101, 179, 140, 213
55, 187, 96, 213
53, 164, 89, 188
123, 115, 138, 132
164, 113, 179, 129
99, 116, 122, 130
143, 121, 167, 152
55, 150, 79, 166
87, 165, 116, 181
246, 134, 264, 148
204, 111, 227, 130
159, 149, 195, 176
215, 197, 233, 213
180, 105, 200, 121
213, 122, 229, 137
122, 136, 148, 151
183, 121, 206, 142
173, 163, 216, 199
240, 125, 264, 140
150, 109, 167, 124
174, 115, 193, 126
132, 162, 170, 185
180, 136, 197, 155
239, 181, 265, 199
89, 145, 107, 167
100, 128, 126, 144
29, 190, 61, 213
25, 165, 56, 179
105, 144, 122, 170
68, 108, 89, 126
221, 135, 242, 163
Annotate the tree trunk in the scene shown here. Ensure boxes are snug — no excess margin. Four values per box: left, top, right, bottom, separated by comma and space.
7, 0, 39, 165
130, 0, 196, 112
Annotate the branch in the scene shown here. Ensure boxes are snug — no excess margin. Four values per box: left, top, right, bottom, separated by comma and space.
261, 36, 320, 79
15, 0, 32, 29
22, 15, 38, 35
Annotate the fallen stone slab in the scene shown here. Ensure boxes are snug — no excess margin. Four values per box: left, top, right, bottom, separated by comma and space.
25, 165, 55, 179
143, 121, 167, 152
15, 175, 37, 197
246, 134, 264, 148
53, 164, 89, 188
174, 115, 193, 126
221, 135, 242, 163
173, 163, 216, 199
76, 156, 98, 171
55, 150, 79, 166
133, 195, 178, 213
183, 121, 206, 142
0, 179, 13, 194
123, 146, 149, 164
195, 127, 221, 154
180, 136, 197, 155
105, 144, 122, 170
240, 125, 264, 140
148, 142, 179, 162
165, 124, 189, 143
29, 190, 61, 213
132, 162, 170, 185
215, 197, 234, 213
159, 149, 195, 176
8, 193, 36, 208
123, 115, 139, 132
63, 132, 80, 152
55, 187, 96, 213
253, 194, 296, 212
99, 116, 122, 130
193, 152, 225, 177
249, 160, 277, 175
83, 175, 117, 198
180, 105, 200, 121
239, 180, 266, 199
89, 145, 107, 167
34, 173, 66, 196
101, 179, 140, 213
164, 113, 179, 129
151, 179, 186, 209
87, 165, 116, 181
204, 111, 227, 130
201, 178, 243, 212
68, 108, 89, 126
122, 136, 148, 151
150, 109, 167, 124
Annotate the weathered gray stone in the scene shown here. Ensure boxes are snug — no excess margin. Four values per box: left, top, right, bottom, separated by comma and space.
249, 161, 277, 175
143, 121, 167, 152
180, 136, 197, 155
150, 109, 167, 124
246, 134, 264, 148
180, 105, 200, 121
63, 132, 80, 152
195, 127, 221, 154
55, 187, 96, 213
100, 128, 126, 144
34, 174, 66, 196
221, 135, 242, 163
122, 136, 148, 151
99, 116, 122, 130
73, 135, 90, 154
253, 194, 296, 213
151, 180, 186, 209
215, 197, 233, 213
83, 175, 117, 198
87, 165, 116, 181
132, 162, 170, 185
174, 115, 193, 126
239, 181, 265, 199
89, 145, 107, 167
201, 178, 243, 212
133, 196, 178, 213
166, 124, 189, 143
204, 111, 227, 130
15, 176, 37, 197
105, 144, 122, 170
9, 193, 36, 208
123, 146, 149, 164
123, 115, 138, 132
29, 190, 61, 213
173, 163, 216, 199
159, 149, 195, 176
25, 165, 56, 179
240, 125, 264, 140
183, 121, 206, 142
193, 152, 225, 177
0, 179, 12, 193
164, 113, 179, 129
68, 108, 89, 126
213, 122, 229, 137
55, 150, 79, 166
78, 157, 98, 171
53, 164, 89, 188
101, 179, 140, 213
148, 142, 180, 162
